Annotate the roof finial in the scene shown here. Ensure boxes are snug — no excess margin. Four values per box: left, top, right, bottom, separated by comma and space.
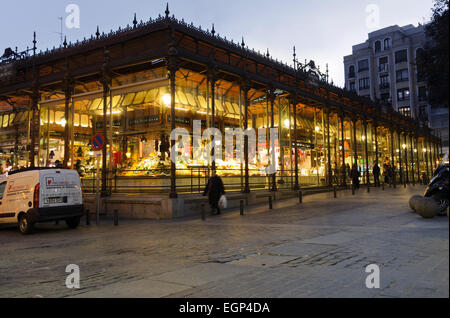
293, 45, 296, 68
96, 26, 100, 38
266, 48, 270, 58
165, 3, 170, 19
63, 36, 67, 48
133, 13, 137, 28
32, 31, 37, 55
211, 23, 215, 36
241, 37, 245, 48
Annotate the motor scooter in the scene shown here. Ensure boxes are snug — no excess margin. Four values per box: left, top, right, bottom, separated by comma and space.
424, 163, 449, 215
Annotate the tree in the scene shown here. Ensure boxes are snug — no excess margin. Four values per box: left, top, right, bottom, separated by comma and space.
417, 0, 449, 108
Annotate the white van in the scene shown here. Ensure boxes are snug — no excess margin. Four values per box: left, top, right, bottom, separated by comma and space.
0, 168, 84, 234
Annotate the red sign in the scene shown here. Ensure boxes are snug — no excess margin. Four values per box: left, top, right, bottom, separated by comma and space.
91, 133, 105, 151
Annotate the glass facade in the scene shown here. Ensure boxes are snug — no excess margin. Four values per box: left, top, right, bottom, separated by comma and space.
0, 65, 441, 193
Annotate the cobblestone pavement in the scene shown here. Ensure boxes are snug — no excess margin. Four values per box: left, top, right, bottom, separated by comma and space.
0, 186, 448, 298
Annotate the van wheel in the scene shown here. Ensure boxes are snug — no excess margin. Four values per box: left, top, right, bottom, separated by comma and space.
19, 214, 34, 235
65, 216, 80, 229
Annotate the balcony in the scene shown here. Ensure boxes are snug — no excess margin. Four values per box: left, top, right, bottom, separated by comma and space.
379, 83, 390, 90
396, 77, 409, 83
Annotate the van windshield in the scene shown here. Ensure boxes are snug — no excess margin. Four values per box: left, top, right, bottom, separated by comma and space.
0, 181, 6, 200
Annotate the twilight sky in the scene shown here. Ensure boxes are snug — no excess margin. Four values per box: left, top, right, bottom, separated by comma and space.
0, 0, 435, 87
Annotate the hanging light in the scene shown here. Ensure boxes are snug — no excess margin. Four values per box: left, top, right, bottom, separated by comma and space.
423, 148, 427, 153
402, 144, 407, 149
315, 126, 320, 132
283, 119, 290, 128
362, 135, 366, 141
162, 93, 171, 106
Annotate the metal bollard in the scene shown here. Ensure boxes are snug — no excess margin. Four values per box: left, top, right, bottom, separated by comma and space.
352, 185, 355, 195
240, 199, 244, 215
333, 186, 337, 198
268, 196, 273, 210
113, 209, 119, 226
86, 209, 90, 226
367, 185, 370, 193
201, 203, 206, 221
382, 183, 385, 191
298, 190, 303, 204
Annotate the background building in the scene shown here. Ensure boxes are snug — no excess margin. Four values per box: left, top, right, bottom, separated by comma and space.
344, 24, 448, 154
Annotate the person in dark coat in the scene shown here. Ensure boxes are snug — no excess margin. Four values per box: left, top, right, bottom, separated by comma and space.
350, 164, 360, 189
373, 161, 381, 187
203, 170, 225, 215
389, 165, 395, 186
383, 163, 390, 185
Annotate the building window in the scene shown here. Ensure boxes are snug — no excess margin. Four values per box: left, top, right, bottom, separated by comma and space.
397, 88, 410, 101
383, 38, 391, 50
378, 56, 388, 72
419, 106, 428, 121
418, 86, 427, 101
395, 49, 408, 63
379, 75, 389, 89
349, 81, 356, 91
398, 106, 411, 117
375, 41, 381, 53
416, 48, 425, 82
396, 69, 409, 82
358, 59, 369, 72
348, 65, 355, 78
359, 78, 370, 90
380, 93, 390, 103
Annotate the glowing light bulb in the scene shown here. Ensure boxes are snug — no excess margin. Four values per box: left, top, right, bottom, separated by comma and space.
162, 93, 171, 106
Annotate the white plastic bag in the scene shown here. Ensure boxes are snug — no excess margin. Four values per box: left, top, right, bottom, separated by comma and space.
219, 195, 227, 209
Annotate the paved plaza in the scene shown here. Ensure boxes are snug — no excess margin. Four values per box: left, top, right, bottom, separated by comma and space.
0, 185, 448, 298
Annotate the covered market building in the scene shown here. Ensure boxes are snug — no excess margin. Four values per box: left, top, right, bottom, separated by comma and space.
0, 6, 442, 202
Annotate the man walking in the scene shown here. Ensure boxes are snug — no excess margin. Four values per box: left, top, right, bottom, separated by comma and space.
373, 161, 381, 187
203, 170, 226, 215
350, 164, 360, 189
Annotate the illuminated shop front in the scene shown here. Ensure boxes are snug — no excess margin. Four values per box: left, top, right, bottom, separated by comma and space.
0, 9, 442, 195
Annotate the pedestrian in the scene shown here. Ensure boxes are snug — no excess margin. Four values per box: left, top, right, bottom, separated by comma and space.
388, 164, 395, 186
350, 164, 360, 189
203, 170, 225, 215
0, 163, 4, 174
55, 160, 64, 168
382, 162, 390, 185
373, 161, 381, 187
340, 164, 346, 185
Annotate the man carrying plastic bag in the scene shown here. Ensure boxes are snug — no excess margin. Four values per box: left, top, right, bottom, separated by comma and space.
203, 170, 226, 215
